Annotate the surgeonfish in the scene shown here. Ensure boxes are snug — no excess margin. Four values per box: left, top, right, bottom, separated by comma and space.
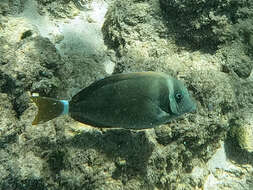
31, 72, 196, 129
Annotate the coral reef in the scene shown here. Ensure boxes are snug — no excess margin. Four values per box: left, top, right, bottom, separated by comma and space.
231, 120, 253, 153
36, 0, 80, 18
159, 0, 253, 48
218, 42, 253, 78
0, 17, 63, 116
0, 0, 253, 189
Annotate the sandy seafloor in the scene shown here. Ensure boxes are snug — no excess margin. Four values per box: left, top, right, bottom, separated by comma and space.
0, 0, 253, 189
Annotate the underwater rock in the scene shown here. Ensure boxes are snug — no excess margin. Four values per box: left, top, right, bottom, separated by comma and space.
159, 0, 252, 49
206, 141, 253, 190
0, 93, 18, 146
18, 151, 44, 180
0, 17, 63, 115
1, 0, 253, 189
36, 0, 80, 18
236, 123, 253, 153
154, 125, 173, 145
219, 42, 253, 79
230, 120, 253, 153
102, 0, 189, 74
102, 0, 170, 54
0, 0, 25, 15
189, 69, 237, 115
0, 1, 9, 15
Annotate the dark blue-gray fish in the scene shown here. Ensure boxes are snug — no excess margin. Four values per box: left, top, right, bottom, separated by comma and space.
31, 71, 196, 129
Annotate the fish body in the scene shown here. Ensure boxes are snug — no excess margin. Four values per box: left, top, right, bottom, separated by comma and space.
32, 72, 196, 129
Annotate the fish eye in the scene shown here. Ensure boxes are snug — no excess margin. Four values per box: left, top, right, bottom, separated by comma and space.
175, 93, 183, 102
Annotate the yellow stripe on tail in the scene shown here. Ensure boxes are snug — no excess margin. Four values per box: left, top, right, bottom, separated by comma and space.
31, 96, 65, 125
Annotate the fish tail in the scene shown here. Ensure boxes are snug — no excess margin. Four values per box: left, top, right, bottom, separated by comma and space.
31, 96, 69, 125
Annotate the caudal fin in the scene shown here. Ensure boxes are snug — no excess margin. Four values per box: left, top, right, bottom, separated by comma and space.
31, 96, 69, 125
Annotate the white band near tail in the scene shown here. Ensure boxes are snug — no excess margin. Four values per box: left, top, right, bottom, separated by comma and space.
60, 100, 69, 115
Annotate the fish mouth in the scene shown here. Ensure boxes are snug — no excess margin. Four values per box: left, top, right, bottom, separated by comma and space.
185, 102, 197, 114
189, 102, 197, 112
180, 101, 197, 115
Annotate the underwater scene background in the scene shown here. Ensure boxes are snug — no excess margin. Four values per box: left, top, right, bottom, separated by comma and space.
0, 0, 253, 189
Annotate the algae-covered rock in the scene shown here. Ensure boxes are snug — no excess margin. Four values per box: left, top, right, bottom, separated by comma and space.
0, 0, 9, 15
218, 42, 253, 78
189, 70, 237, 114
0, 0, 25, 15
0, 93, 18, 146
1, 0, 253, 189
235, 123, 253, 153
36, 0, 80, 18
230, 118, 253, 153
103, 0, 253, 77
102, 0, 170, 54
159, 0, 252, 48
101, 0, 251, 189
0, 17, 63, 116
